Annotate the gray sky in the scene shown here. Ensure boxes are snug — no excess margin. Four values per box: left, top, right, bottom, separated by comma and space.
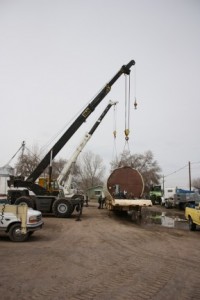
0, 0, 200, 188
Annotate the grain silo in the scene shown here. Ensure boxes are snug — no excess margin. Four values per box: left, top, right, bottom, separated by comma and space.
0, 165, 14, 196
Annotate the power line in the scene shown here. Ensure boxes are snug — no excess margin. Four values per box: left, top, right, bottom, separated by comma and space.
164, 164, 188, 178
164, 161, 200, 179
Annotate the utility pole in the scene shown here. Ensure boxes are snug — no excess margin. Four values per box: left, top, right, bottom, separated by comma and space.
162, 175, 165, 197
189, 161, 191, 191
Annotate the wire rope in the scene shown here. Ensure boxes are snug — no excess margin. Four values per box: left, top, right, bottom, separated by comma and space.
112, 102, 118, 164
124, 74, 131, 142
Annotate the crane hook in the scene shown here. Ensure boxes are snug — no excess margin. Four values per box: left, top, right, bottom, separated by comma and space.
124, 129, 129, 141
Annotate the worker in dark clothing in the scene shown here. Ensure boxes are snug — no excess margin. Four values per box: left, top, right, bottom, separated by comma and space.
98, 194, 103, 209
85, 194, 89, 207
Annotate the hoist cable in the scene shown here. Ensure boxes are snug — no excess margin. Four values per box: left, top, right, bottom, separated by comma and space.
113, 102, 117, 139
124, 75, 127, 130
128, 74, 131, 128
133, 66, 138, 109
112, 103, 118, 164
112, 138, 118, 165
124, 74, 131, 141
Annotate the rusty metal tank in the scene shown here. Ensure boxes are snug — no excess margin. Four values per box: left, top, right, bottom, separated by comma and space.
106, 166, 144, 198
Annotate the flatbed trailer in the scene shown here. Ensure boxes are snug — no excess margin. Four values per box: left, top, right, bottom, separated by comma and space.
105, 196, 152, 212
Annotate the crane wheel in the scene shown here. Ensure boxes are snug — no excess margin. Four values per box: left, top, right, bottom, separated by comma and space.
52, 198, 74, 218
15, 196, 34, 208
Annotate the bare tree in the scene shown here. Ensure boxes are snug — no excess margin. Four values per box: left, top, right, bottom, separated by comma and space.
192, 178, 200, 190
15, 145, 41, 177
15, 145, 66, 179
14, 145, 106, 194
49, 158, 67, 179
75, 151, 106, 192
110, 150, 162, 193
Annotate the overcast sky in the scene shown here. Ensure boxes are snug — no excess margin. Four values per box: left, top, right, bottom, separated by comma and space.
0, 0, 200, 188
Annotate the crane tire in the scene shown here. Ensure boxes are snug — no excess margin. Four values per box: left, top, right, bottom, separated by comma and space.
15, 196, 34, 209
52, 198, 74, 218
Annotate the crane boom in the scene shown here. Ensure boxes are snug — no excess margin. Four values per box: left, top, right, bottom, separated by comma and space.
57, 100, 117, 194
7, 60, 135, 218
26, 60, 135, 183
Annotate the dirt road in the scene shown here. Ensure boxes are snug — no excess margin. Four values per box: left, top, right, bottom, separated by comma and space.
1, 203, 200, 300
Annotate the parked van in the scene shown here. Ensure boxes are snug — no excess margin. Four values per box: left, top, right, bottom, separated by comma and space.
164, 187, 177, 200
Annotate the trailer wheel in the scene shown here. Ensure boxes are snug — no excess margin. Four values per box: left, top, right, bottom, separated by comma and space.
8, 223, 29, 242
165, 202, 169, 209
150, 195, 156, 205
15, 196, 34, 208
52, 198, 73, 218
158, 197, 162, 205
188, 216, 196, 231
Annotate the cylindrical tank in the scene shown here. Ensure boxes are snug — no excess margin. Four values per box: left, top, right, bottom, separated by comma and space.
106, 166, 144, 199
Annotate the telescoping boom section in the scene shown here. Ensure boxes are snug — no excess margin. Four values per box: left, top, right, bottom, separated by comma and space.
57, 100, 117, 196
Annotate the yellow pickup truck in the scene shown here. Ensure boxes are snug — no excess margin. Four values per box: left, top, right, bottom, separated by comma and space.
185, 204, 200, 231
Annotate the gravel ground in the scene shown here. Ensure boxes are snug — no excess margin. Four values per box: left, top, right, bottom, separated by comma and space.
1, 202, 200, 300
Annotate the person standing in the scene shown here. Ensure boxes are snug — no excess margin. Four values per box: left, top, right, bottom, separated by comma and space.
98, 194, 103, 209
85, 194, 89, 207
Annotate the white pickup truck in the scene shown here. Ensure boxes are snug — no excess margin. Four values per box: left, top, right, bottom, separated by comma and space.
0, 202, 44, 242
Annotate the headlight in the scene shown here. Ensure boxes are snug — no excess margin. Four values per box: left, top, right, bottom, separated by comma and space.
29, 215, 40, 223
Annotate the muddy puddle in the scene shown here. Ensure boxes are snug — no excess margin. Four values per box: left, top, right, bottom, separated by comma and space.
129, 209, 188, 230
